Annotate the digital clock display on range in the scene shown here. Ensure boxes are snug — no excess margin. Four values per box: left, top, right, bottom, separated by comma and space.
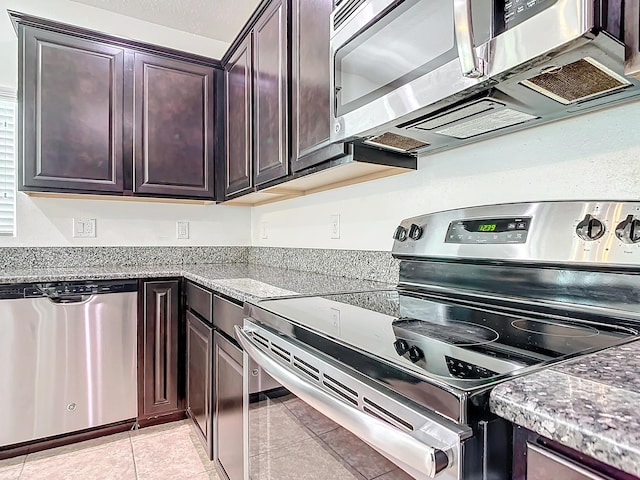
445, 217, 532, 244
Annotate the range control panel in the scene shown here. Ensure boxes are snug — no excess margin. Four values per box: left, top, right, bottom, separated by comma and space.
391, 201, 640, 267
445, 217, 531, 244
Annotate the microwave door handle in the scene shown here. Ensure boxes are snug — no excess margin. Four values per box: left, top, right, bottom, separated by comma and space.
235, 326, 453, 479
453, 0, 484, 78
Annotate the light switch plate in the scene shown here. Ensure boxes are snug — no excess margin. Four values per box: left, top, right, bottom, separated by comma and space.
330, 214, 340, 239
176, 221, 190, 239
73, 218, 96, 238
260, 222, 268, 239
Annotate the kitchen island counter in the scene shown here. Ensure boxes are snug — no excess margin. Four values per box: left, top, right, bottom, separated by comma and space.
0, 263, 392, 303
490, 340, 640, 476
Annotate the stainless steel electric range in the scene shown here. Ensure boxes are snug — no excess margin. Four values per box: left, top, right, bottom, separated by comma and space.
237, 201, 640, 480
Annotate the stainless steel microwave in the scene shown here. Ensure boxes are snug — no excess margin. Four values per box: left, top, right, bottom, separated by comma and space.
329, 0, 640, 155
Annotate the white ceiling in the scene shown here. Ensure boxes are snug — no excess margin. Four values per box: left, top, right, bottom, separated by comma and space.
69, 0, 262, 44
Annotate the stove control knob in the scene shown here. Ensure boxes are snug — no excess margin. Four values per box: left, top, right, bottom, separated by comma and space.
408, 346, 424, 363
615, 215, 640, 244
393, 225, 408, 242
393, 339, 410, 356
576, 214, 605, 241
408, 223, 423, 240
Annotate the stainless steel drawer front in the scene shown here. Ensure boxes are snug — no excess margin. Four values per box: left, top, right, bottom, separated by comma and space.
237, 320, 470, 480
0, 292, 138, 447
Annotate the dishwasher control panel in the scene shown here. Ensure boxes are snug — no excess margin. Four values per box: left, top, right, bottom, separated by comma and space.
0, 280, 138, 299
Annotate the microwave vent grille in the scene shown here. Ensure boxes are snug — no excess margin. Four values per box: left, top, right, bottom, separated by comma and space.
364, 132, 429, 152
407, 99, 538, 139
521, 57, 631, 104
333, 0, 368, 30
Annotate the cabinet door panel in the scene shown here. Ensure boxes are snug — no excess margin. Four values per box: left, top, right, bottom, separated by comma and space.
134, 54, 215, 198
21, 27, 124, 192
225, 36, 253, 196
186, 311, 213, 458
140, 281, 180, 417
214, 333, 244, 480
253, 0, 289, 186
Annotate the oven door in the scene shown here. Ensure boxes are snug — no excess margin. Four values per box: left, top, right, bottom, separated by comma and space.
238, 321, 469, 480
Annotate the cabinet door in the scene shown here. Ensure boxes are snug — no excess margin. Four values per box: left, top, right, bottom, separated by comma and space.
140, 281, 180, 418
20, 26, 124, 193
213, 332, 244, 480
253, 0, 289, 186
186, 311, 213, 458
290, 0, 347, 171
133, 53, 215, 199
225, 35, 253, 197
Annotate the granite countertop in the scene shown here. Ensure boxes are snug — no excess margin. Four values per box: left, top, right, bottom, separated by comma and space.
0, 263, 393, 303
490, 340, 640, 475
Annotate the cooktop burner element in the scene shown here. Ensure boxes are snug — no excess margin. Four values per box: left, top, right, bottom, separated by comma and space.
510, 318, 600, 337
393, 318, 499, 346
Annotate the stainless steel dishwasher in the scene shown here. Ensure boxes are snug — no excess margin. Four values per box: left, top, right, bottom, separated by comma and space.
0, 280, 138, 448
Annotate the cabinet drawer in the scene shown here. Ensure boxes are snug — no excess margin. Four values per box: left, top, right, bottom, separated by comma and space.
527, 444, 609, 480
213, 295, 243, 339
186, 282, 213, 323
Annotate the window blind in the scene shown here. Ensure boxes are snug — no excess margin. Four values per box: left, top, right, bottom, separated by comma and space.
0, 90, 16, 236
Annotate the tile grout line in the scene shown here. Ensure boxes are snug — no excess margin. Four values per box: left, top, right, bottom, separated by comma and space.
129, 434, 139, 480
17, 454, 26, 480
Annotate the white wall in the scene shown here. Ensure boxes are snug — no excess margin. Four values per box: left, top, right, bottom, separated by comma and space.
252, 100, 640, 251
0, 0, 252, 247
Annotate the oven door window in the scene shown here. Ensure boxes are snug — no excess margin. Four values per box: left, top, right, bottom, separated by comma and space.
248, 390, 413, 479
334, 0, 492, 116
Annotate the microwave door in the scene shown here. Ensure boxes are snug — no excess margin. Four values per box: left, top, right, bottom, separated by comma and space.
331, 0, 492, 142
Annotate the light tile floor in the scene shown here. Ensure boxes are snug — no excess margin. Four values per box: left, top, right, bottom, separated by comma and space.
0, 421, 220, 480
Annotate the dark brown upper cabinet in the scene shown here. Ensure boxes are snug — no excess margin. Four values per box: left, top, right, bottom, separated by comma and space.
133, 54, 215, 199
223, 0, 289, 200
290, 0, 346, 172
13, 13, 220, 201
225, 35, 253, 196
253, 0, 289, 186
20, 26, 125, 193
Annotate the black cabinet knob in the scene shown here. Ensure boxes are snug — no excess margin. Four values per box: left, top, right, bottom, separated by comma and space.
408, 346, 424, 363
393, 339, 410, 356
393, 225, 408, 242
576, 214, 605, 241
615, 215, 640, 244
408, 223, 423, 240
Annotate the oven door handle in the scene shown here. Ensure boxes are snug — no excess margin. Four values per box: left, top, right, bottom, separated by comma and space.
453, 0, 484, 78
236, 326, 454, 479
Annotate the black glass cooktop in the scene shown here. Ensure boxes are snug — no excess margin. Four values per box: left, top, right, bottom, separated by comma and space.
253, 289, 639, 391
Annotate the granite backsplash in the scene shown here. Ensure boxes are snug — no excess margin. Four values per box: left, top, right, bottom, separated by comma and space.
0, 246, 399, 284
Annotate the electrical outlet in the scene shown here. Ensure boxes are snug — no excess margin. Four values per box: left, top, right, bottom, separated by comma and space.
73, 218, 96, 238
176, 221, 190, 239
329, 307, 341, 335
330, 214, 340, 239
260, 222, 268, 239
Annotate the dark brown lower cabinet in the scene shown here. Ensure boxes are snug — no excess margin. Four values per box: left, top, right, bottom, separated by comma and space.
213, 332, 244, 480
186, 311, 214, 459
139, 280, 182, 424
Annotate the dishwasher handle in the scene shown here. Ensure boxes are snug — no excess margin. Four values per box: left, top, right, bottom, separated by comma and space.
235, 326, 453, 479
47, 295, 94, 304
